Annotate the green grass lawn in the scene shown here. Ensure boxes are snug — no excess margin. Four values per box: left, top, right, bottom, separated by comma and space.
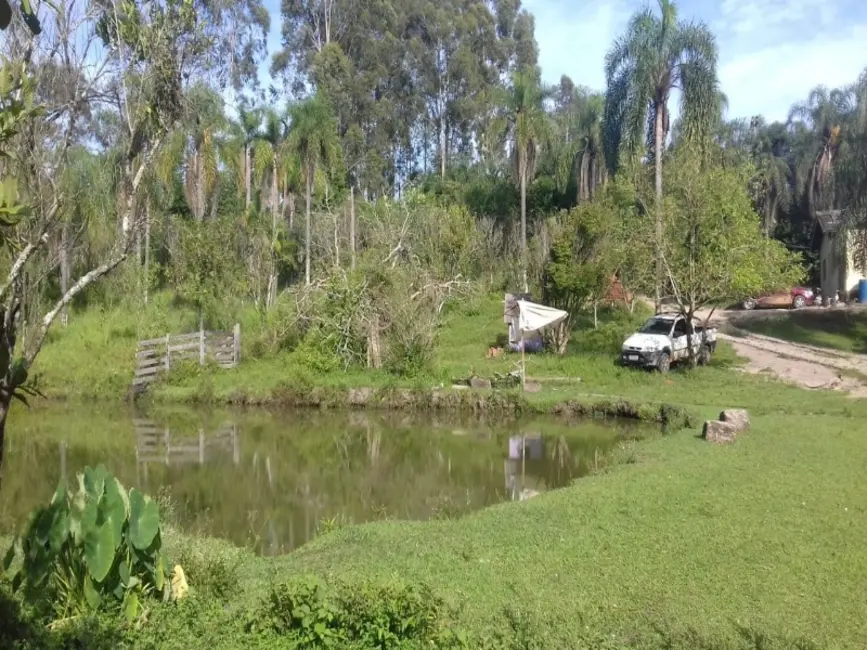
730, 308, 867, 354
10, 295, 867, 648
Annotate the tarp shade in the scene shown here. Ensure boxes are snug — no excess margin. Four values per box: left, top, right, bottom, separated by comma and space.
516, 300, 568, 334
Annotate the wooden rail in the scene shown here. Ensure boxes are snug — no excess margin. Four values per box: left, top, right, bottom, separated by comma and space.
133, 323, 240, 389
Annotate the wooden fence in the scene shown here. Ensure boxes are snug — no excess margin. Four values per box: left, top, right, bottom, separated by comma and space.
133, 324, 240, 389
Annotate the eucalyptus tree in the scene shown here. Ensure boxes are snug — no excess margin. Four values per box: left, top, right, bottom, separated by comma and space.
287, 94, 341, 285
603, 0, 718, 310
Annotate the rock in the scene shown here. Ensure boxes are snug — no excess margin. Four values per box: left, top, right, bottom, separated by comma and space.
469, 376, 492, 390
523, 381, 541, 393
347, 387, 375, 406
719, 409, 750, 432
703, 420, 739, 444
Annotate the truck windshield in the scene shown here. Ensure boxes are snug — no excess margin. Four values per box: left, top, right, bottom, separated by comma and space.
639, 318, 673, 335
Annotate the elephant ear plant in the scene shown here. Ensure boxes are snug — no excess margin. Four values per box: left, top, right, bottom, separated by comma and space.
2, 464, 169, 622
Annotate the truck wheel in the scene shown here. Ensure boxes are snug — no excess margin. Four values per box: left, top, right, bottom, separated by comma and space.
698, 345, 711, 366
792, 295, 806, 309
742, 298, 756, 310
656, 352, 671, 373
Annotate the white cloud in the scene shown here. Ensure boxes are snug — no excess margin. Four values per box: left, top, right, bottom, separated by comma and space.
716, 0, 839, 36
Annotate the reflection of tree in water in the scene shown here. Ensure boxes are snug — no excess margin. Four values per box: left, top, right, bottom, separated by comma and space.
2, 408, 635, 554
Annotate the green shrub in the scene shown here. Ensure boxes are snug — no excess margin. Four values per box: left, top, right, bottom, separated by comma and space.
249, 576, 465, 649
3, 465, 169, 622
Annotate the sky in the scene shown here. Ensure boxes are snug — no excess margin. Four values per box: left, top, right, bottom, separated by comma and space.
259, 0, 867, 123
523, 0, 867, 122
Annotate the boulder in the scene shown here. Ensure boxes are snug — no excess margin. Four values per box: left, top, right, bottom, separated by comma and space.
347, 387, 375, 406
703, 420, 739, 444
469, 376, 492, 390
523, 381, 541, 393
719, 409, 750, 432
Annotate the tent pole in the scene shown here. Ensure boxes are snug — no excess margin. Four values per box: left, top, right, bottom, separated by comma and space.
521, 334, 526, 391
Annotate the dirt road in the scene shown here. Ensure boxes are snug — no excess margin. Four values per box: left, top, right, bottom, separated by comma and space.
698, 307, 867, 397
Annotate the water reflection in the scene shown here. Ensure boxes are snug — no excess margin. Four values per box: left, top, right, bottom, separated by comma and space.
1, 406, 648, 555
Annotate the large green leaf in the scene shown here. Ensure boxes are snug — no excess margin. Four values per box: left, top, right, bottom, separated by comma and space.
100, 478, 127, 546
83, 465, 108, 498
84, 574, 101, 609
47, 503, 69, 553
118, 558, 131, 586
128, 489, 159, 551
50, 477, 68, 506
84, 520, 115, 582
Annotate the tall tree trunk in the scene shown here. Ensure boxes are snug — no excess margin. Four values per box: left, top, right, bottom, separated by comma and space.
196, 146, 205, 222
768, 195, 778, 237
808, 158, 819, 218
60, 222, 70, 327
439, 114, 447, 180
245, 143, 252, 211
268, 167, 279, 306
520, 150, 528, 293
144, 203, 151, 305
0, 399, 8, 490
653, 103, 665, 314
589, 156, 597, 201
305, 167, 313, 286
350, 185, 356, 271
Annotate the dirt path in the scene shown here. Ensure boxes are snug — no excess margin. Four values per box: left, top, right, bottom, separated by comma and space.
696, 307, 867, 397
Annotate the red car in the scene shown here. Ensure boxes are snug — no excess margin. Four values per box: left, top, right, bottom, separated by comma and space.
742, 287, 816, 310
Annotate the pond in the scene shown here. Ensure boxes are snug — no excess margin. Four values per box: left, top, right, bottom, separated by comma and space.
0, 405, 652, 555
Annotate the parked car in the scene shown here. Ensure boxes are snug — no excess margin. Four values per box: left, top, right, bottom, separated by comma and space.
620, 314, 718, 372
741, 287, 816, 310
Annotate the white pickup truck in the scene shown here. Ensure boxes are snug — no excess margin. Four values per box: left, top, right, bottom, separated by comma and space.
620, 314, 717, 372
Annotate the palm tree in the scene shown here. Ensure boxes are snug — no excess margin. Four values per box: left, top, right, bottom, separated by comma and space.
603, 0, 718, 311
228, 105, 263, 212
575, 92, 605, 202
749, 120, 793, 236
286, 94, 341, 286
504, 70, 547, 293
182, 85, 224, 222
788, 86, 850, 218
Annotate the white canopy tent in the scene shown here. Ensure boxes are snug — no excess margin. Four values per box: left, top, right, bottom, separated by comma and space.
512, 299, 568, 389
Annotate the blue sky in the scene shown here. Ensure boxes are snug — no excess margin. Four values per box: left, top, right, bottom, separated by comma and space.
524, 0, 867, 121
260, 0, 867, 123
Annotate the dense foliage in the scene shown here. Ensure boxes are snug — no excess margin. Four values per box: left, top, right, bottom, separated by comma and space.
3, 466, 168, 622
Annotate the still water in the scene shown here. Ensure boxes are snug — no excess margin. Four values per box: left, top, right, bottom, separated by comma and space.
0, 405, 650, 555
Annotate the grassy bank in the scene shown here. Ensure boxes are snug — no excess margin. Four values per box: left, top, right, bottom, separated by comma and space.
33, 293, 867, 424
8, 295, 867, 648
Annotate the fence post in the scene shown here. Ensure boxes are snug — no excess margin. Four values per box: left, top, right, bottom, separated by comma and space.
233, 323, 240, 367
199, 321, 206, 366
164, 333, 171, 371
